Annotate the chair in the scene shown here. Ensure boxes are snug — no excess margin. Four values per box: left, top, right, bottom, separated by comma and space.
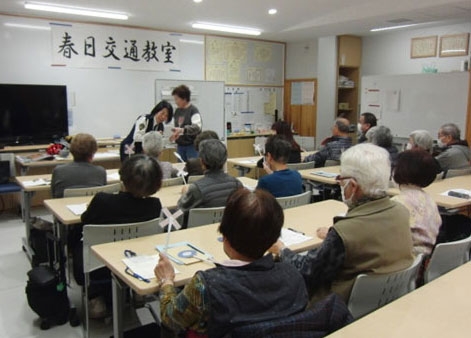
82, 218, 162, 338
0, 153, 21, 211
187, 206, 225, 228
287, 161, 315, 171
424, 236, 471, 283
442, 168, 471, 179
63, 183, 122, 197
188, 175, 204, 184
161, 177, 184, 187
347, 253, 423, 319
231, 293, 352, 338
325, 160, 340, 167
276, 191, 311, 209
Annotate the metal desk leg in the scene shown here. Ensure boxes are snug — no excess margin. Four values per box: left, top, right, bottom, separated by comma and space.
112, 273, 127, 338
21, 190, 34, 262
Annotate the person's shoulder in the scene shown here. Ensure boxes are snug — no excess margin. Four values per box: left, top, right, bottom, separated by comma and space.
190, 104, 200, 113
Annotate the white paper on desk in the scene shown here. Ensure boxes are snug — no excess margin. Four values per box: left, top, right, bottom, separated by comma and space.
93, 152, 119, 159
280, 228, 312, 247
243, 184, 255, 191
22, 179, 50, 187
107, 173, 120, 181
311, 171, 338, 178
66, 203, 87, 215
239, 160, 256, 164
441, 189, 471, 197
122, 254, 179, 280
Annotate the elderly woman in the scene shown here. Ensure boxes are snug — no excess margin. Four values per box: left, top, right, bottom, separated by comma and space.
435, 123, 470, 172
270, 143, 414, 304
177, 139, 242, 213
184, 130, 220, 178
407, 130, 434, 153
367, 125, 399, 167
51, 133, 106, 198
155, 188, 308, 336
392, 150, 441, 256
142, 131, 178, 179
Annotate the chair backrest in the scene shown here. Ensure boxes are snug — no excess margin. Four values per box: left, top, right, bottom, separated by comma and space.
325, 160, 340, 167
0, 153, 16, 177
424, 236, 471, 283
63, 183, 122, 197
276, 191, 311, 210
443, 168, 471, 179
287, 161, 315, 171
82, 218, 162, 273
187, 206, 225, 228
188, 175, 204, 184
347, 253, 423, 319
161, 177, 184, 187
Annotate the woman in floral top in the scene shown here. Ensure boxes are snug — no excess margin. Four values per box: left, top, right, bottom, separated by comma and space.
392, 150, 442, 256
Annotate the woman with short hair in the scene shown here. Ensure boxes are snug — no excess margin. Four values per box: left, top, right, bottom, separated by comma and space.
155, 188, 308, 337
142, 131, 178, 179
407, 130, 434, 153
51, 133, 106, 198
392, 150, 442, 255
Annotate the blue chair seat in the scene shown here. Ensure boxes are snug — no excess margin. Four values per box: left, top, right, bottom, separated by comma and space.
0, 183, 21, 194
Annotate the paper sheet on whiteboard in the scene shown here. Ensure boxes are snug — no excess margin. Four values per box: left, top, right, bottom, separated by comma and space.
384, 89, 400, 112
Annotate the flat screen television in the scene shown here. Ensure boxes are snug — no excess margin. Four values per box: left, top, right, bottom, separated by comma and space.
0, 83, 69, 145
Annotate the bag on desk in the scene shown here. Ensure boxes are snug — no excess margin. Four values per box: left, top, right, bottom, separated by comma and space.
25, 266, 70, 329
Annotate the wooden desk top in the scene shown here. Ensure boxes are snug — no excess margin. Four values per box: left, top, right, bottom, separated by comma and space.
299, 166, 341, 185
16, 150, 120, 168
227, 152, 317, 170
91, 200, 347, 295
44, 177, 259, 225
388, 175, 471, 209
15, 169, 120, 192
0, 138, 122, 153
327, 262, 471, 338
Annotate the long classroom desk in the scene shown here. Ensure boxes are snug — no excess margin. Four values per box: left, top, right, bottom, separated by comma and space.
91, 199, 348, 338
227, 151, 317, 177
299, 166, 341, 185
327, 262, 471, 338
16, 169, 120, 260
43, 177, 259, 226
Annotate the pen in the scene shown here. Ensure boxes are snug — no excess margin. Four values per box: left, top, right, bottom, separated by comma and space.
187, 243, 206, 256
288, 227, 305, 235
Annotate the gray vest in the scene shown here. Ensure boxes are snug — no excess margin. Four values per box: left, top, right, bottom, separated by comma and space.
194, 171, 242, 207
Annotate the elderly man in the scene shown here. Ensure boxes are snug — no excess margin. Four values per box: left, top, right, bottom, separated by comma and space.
358, 112, 377, 143
142, 131, 178, 179
177, 139, 242, 213
304, 118, 352, 167
270, 143, 414, 304
435, 123, 470, 172
367, 125, 399, 168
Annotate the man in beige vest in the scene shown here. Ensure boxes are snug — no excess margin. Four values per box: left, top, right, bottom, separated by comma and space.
270, 143, 414, 304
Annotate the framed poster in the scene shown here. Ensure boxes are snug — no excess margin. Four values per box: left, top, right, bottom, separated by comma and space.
439, 33, 470, 57
410, 36, 438, 58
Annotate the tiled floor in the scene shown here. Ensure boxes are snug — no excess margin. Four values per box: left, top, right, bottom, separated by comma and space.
0, 206, 148, 338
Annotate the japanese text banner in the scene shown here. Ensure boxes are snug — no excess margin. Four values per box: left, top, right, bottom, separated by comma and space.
51, 23, 180, 72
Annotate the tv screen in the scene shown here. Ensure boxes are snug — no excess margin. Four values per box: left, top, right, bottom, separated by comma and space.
0, 84, 69, 145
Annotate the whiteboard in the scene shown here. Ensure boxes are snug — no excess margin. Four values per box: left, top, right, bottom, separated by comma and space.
361, 72, 468, 138
155, 80, 225, 140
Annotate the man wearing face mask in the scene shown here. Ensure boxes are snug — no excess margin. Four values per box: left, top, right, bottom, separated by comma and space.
358, 112, 377, 143
435, 123, 470, 172
270, 143, 414, 305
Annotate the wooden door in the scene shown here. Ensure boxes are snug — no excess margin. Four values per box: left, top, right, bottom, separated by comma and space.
284, 79, 317, 137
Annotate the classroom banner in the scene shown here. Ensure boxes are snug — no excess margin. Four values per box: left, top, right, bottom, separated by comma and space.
50, 23, 180, 72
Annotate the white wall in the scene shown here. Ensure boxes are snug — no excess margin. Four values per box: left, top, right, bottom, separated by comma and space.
362, 22, 471, 76
316, 36, 337, 143
0, 15, 204, 138
285, 40, 318, 79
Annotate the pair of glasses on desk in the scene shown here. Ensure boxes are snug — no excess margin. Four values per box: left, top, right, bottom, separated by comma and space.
124, 249, 151, 283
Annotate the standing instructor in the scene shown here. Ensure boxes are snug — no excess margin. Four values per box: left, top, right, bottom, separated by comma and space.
170, 85, 202, 161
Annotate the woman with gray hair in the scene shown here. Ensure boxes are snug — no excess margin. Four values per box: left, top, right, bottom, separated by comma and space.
177, 139, 242, 224
407, 130, 434, 153
270, 143, 414, 304
367, 125, 399, 167
142, 131, 178, 179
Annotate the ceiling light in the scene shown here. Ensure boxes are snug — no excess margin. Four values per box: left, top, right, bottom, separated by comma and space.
4, 22, 51, 30
192, 22, 261, 36
370, 23, 418, 32
268, 9, 277, 15
24, 1, 128, 20
193, 0, 203, 3
179, 39, 204, 45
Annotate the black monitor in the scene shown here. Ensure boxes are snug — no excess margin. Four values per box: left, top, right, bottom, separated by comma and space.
0, 83, 69, 145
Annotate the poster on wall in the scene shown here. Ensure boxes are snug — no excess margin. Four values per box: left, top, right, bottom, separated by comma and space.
51, 23, 180, 71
